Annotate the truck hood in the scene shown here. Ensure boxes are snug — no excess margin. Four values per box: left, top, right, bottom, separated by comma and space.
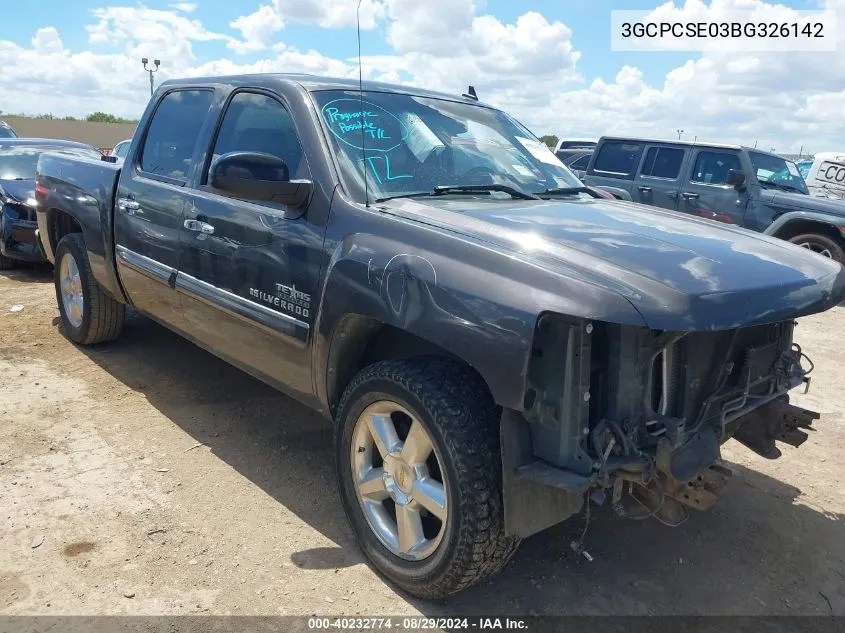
383, 196, 845, 331
761, 188, 845, 216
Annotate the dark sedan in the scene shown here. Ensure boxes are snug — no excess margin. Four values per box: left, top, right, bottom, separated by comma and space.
0, 140, 102, 268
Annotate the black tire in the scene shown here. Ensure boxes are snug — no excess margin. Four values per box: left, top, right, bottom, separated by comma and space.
54, 233, 126, 345
0, 252, 17, 270
788, 232, 845, 265
335, 357, 520, 598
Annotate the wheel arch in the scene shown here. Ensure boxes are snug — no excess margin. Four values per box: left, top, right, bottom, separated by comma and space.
322, 313, 492, 418
768, 213, 845, 243
45, 208, 83, 260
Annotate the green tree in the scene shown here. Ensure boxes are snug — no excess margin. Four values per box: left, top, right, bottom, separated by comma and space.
540, 134, 559, 148
86, 112, 138, 124
86, 112, 119, 123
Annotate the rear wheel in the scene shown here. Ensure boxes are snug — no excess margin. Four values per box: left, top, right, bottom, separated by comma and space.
788, 232, 845, 264
54, 233, 125, 345
335, 357, 520, 598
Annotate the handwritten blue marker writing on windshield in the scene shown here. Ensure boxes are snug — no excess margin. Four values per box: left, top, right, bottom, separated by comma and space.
324, 108, 391, 140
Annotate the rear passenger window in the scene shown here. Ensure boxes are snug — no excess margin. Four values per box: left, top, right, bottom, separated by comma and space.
641, 147, 684, 179
592, 142, 643, 177
140, 90, 213, 182
690, 152, 742, 185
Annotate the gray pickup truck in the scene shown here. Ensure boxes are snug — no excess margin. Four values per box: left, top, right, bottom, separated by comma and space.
584, 136, 845, 264
34, 74, 845, 598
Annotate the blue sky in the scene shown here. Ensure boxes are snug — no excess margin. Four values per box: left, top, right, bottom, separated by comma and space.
0, 0, 842, 151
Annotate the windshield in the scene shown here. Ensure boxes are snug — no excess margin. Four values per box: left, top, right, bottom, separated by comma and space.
0, 125, 16, 139
312, 90, 583, 202
749, 151, 808, 194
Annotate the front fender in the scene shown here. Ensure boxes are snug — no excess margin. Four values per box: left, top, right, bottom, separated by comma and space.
312, 227, 647, 414
765, 210, 845, 239
313, 233, 538, 413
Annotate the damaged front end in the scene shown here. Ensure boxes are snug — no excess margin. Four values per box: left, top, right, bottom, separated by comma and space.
502, 313, 820, 539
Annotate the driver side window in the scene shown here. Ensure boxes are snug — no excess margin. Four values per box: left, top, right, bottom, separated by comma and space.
207, 92, 308, 185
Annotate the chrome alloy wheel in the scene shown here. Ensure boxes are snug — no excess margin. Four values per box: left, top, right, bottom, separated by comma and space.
351, 401, 448, 561
796, 241, 833, 258
59, 252, 84, 328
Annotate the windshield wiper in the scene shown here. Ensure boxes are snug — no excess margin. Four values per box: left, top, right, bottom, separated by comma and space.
374, 184, 539, 203
535, 186, 595, 197
433, 184, 539, 200
373, 191, 435, 203
759, 180, 804, 194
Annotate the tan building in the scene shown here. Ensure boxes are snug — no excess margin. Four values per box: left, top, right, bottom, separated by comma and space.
1, 116, 137, 153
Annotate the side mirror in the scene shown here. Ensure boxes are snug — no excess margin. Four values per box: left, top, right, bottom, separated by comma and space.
209, 151, 311, 207
726, 169, 746, 188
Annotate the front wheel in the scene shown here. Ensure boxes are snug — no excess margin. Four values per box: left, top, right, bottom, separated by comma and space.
54, 233, 126, 345
335, 357, 520, 598
788, 232, 845, 264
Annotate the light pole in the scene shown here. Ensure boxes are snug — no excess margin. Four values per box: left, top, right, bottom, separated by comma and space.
676, 129, 684, 140
141, 58, 161, 97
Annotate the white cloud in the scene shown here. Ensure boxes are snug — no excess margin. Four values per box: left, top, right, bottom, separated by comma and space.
169, 2, 197, 12
32, 27, 64, 55
86, 7, 230, 67
272, 0, 385, 29
229, 5, 285, 54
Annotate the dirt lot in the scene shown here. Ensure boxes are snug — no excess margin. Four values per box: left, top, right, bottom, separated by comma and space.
1, 264, 844, 617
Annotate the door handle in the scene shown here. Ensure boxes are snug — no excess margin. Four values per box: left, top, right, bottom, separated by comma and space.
117, 197, 140, 215
637, 186, 652, 193
183, 219, 215, 234
682, 192, 699, 200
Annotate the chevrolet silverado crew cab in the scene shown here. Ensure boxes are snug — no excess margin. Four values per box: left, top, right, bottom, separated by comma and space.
35, 74, 845, 599
583, 136, 845, 264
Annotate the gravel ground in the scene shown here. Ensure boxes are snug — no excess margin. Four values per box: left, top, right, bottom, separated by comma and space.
1, 264, 843, 617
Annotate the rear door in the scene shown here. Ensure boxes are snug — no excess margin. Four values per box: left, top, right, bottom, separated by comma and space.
176, 89, 324, 399
583, 140, 644, 195
632, 145, 688, 210
114, 88, 214, 326
678, 149, 748, 225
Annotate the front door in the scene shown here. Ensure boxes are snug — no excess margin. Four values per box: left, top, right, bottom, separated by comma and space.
678, 149, 749, 225
177, 90, 324, 400
632, 145, 687, 210
114, 88, 214, 326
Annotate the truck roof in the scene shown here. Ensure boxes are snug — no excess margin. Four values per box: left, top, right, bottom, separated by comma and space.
597, 135, 787, 160
159, 73, 498, 110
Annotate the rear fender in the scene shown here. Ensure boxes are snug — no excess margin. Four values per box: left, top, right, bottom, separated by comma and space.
37, 152, 126, 302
